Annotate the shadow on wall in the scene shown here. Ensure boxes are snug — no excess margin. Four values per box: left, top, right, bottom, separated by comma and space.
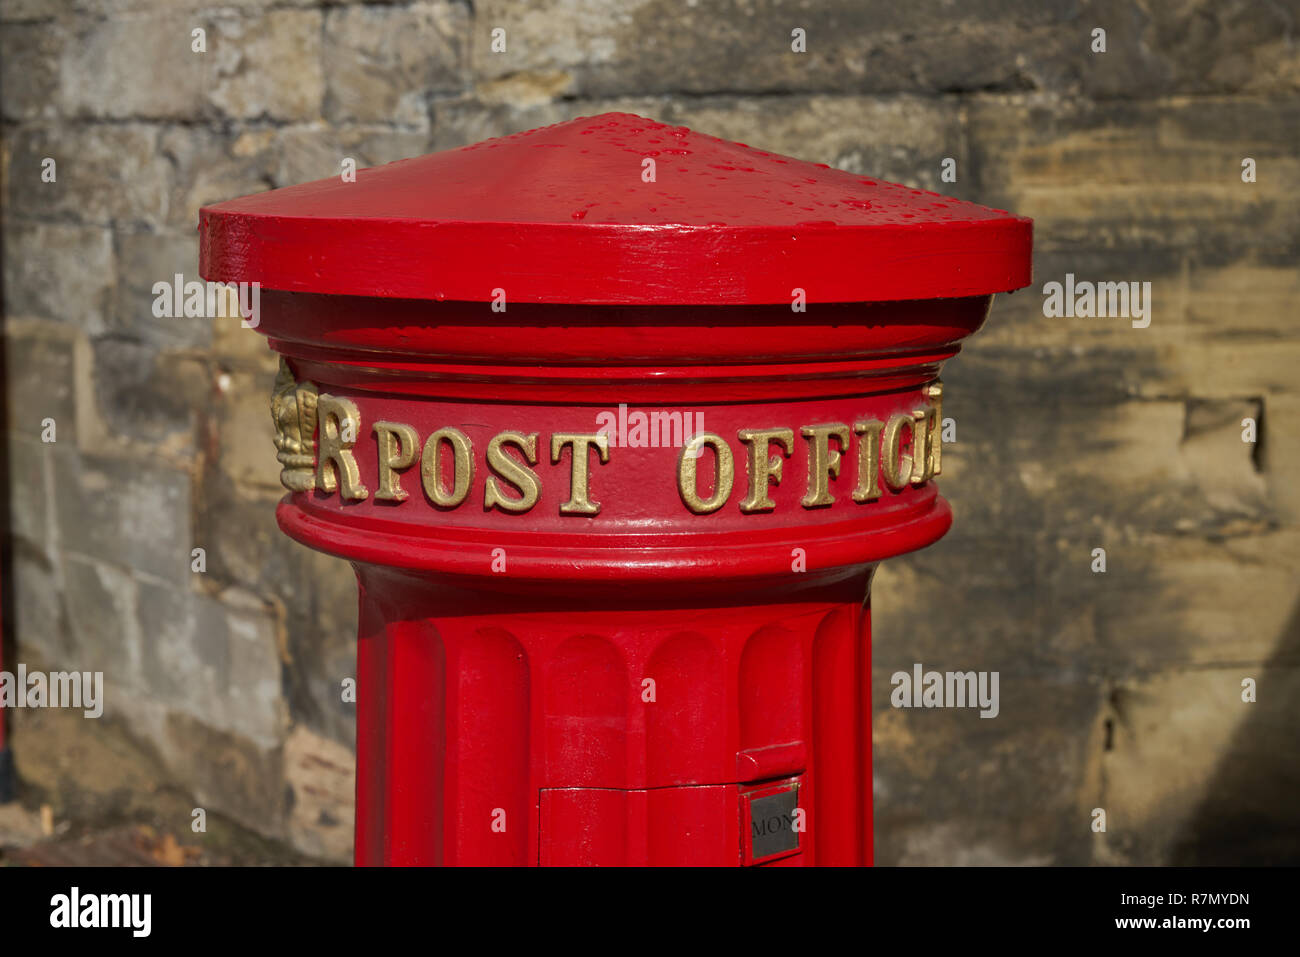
0, 174, 13, 802
1172, 593, 1300, 865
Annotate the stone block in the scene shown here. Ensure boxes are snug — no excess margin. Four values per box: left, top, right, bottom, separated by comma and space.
323, 1, 468, 126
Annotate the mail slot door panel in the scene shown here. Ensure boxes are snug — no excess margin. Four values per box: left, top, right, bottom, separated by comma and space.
540, 786, 737, 866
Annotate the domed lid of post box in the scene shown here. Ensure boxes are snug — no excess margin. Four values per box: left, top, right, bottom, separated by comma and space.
200, 112, 1031, 306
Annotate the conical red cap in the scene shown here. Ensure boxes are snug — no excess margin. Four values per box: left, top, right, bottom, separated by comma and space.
200, 112, 1031, 305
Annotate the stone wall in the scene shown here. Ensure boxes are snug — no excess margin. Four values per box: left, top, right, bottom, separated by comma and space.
2, 0, 1297, 863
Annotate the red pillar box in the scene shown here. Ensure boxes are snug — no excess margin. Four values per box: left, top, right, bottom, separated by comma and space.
200, 113, 1031, 867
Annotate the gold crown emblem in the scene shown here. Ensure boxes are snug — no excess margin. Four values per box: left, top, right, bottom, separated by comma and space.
271, 358, 319, 492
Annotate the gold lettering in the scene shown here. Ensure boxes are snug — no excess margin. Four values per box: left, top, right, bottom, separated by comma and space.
881, 412, 914, 491
853, 420, 884, 503
484, 431, 540, 513
296, 399, 949, 516
801, 423, 850, 508
927, 381, 943, 477
421, 426, 473, 508
738, 428, 793, 513
373, 421, 419, 502
910, 408, 935, 484
315, 395, 368, 500
678, 433, 734, 514
551, 433, 610, 516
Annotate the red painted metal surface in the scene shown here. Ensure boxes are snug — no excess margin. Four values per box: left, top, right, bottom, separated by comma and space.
201, 112, 1029, 305
199, 112, 1032, 866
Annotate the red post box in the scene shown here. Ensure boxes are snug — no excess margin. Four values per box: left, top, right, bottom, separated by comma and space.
200, 113, 1031, 866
